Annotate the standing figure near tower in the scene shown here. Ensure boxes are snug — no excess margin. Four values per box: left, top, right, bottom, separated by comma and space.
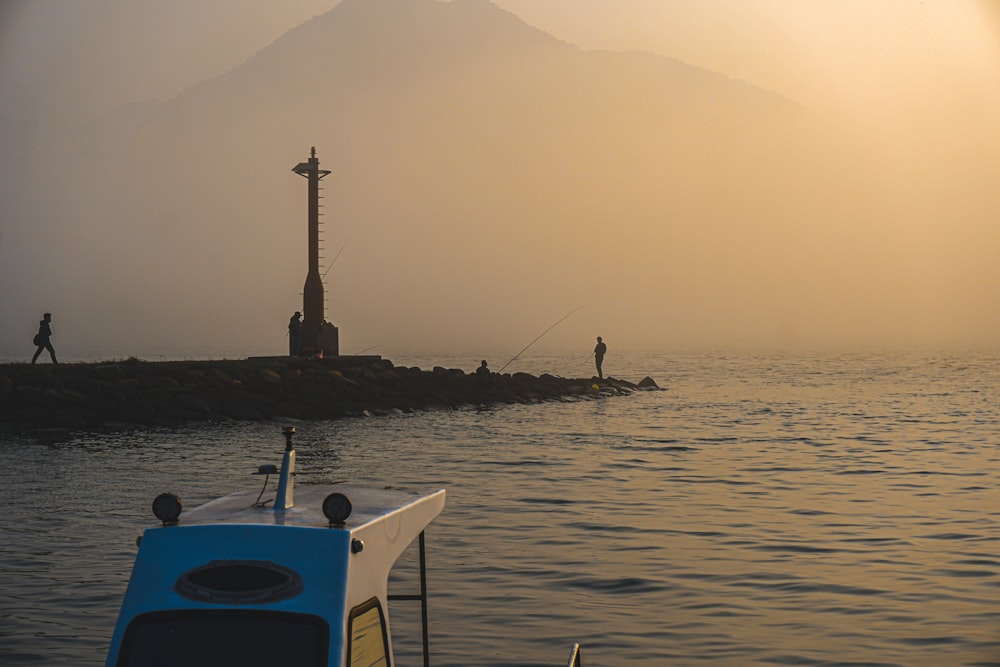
288, 312, 303, 357
31, 312, 58, 364
594, 336, 607, 379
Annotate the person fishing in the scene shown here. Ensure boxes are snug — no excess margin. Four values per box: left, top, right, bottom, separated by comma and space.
594, 336, 607, 379
31, 312, 58, 364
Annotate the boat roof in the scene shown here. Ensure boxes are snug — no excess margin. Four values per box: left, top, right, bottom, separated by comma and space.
179, 483, 440, 531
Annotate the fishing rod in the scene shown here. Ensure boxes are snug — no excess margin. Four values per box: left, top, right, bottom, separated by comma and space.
322, 238, 351, 279
498, 306, 581, 374
352, 344, 381, 355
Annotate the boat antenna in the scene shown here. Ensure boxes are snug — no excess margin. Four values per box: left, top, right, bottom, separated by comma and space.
498, 306, 581, 373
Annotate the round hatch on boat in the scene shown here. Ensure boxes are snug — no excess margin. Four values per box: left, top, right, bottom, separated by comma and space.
175, 560, 303, 604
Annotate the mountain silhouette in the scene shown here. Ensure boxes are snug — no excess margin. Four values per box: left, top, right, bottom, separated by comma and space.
119, 0, 813, 236
14, 0, 847, 352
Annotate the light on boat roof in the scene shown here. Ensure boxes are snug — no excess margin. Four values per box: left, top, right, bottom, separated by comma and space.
322, 492, 352, 527
152, 493, 182, 526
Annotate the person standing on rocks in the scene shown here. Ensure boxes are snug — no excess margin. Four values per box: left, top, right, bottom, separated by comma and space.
288, 312, 302, 357
31, 312, 58, 364
594, 336, 607, 379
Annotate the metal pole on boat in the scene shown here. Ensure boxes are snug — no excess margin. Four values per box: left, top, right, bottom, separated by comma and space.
418, 531, 430, 667
388, 531, 432, 665
274, 426, 296, 510
566, 643, 582, 667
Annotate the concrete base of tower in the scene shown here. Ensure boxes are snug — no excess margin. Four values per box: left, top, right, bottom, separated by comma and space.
320, 322, 339, 357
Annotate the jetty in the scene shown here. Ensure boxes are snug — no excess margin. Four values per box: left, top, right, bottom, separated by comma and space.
4, 149, 661, 433
0, 356, 658, 432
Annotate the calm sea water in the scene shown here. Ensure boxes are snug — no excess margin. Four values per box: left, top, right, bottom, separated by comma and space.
1, 351, 998, 666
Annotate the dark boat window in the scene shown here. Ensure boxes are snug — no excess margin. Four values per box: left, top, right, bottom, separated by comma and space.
116, 610, 328, 667
347, 598, 389, 667
175, 560, 303, 604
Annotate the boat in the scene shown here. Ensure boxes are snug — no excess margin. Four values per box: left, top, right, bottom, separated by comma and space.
105, 426, 582, 666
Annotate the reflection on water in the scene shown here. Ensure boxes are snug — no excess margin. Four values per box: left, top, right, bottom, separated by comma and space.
1, 352, 998, 666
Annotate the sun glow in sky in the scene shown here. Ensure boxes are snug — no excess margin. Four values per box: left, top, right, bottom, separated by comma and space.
1, 0, 998, 358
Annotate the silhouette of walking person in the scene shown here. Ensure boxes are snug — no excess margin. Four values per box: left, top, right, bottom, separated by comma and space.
288, 312, 302, 357
594, 336, 607, 379
31, 312, 58, 364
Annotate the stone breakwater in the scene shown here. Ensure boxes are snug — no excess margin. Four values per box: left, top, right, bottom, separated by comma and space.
0, 357, 659, 432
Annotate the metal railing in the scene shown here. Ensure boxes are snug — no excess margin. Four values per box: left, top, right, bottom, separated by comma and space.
388, 531, 431, 667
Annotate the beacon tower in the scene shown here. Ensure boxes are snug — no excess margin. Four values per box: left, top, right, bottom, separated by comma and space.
292, 147, 338, 356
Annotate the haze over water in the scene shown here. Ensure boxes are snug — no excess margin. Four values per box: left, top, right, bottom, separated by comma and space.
1, 350, 998, 665
1, 0, 999, 357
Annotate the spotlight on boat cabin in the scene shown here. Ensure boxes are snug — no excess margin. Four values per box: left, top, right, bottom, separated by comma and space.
322, 492, 352, 527
254, 464, 279, 476
152, 493, 182, 526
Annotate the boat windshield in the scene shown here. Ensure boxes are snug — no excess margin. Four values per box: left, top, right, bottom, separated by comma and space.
115, 609, 329, 667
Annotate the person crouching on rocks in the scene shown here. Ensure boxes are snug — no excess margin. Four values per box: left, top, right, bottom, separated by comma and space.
476, 359, 492, 387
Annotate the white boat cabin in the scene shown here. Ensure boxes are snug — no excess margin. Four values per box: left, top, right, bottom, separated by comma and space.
105, 429, 445, 667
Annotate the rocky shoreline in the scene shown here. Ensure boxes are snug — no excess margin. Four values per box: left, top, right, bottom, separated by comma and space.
0, 356, 659, 432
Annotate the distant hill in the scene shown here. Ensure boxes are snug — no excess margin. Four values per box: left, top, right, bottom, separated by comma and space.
10, 0, 855, 353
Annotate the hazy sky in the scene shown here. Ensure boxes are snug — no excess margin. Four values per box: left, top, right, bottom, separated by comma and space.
1, 0, 998, 360
506, 1, 1000, 115
4, 1, 997, 121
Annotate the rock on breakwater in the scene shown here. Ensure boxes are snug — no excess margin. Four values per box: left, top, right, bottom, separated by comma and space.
0, 357, 659, 432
